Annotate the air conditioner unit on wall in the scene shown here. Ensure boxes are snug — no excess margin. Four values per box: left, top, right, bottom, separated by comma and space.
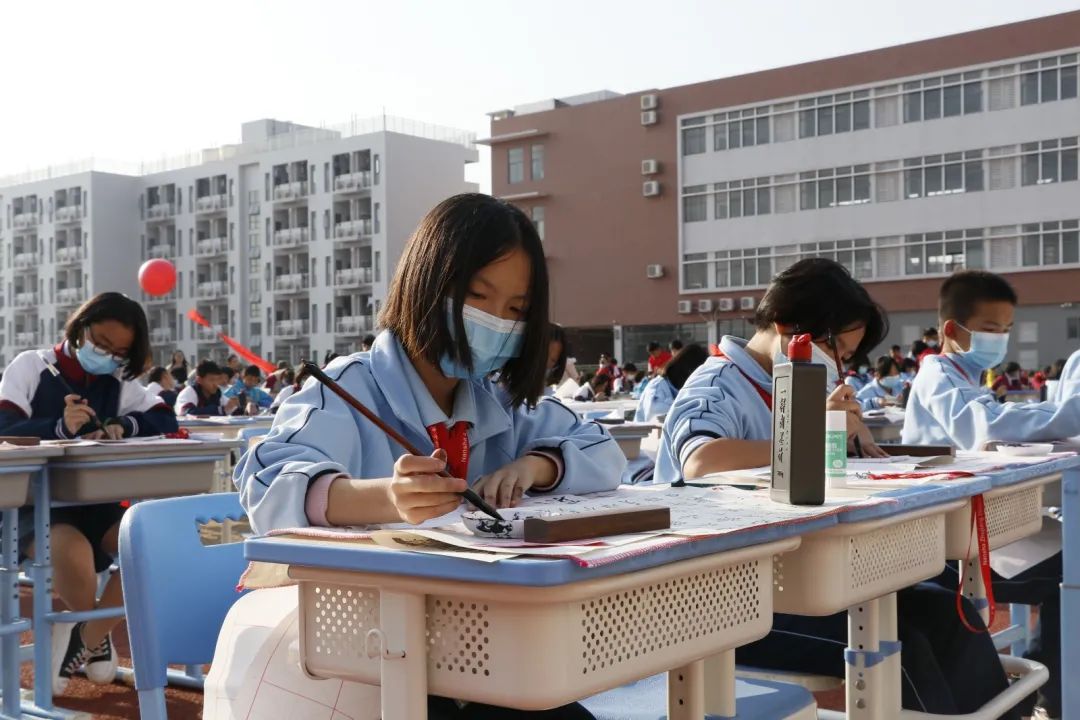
642, 181, 660, 197
740, 296, 756, 310
718, 298, 734, 312
641, 159, 659, 175
646, 264, 664, 279
640, 110, 658, 126
677, 300, 693, 314
697, 299, 714, 313
640, 94, 658, 111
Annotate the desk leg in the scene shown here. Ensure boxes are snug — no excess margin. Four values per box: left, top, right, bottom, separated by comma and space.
30, 470, 53, 712
1063, 467, 1079, 720
668, 659, 705, 720
379, 589, 427, 720
847, 598, 891, 720
703, 649, 735, 717
878, 593, 901, 714
1, 508, 19, 719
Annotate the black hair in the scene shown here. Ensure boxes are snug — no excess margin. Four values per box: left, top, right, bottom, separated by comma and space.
910, 340, 928, 358
590, 374, 612, 392
282, 368, 296, 385
196, 359, 223, 377
148, 366, 169, 384
938, 270, 1018, 324
623, 362, 638, 373
64, 292, 152, 380
546, 323, 569, 387
661, 344, 709, 390
669, 339, 684, 352
379, 193, 550, 407
901, 357, 918, 373
323, 351, 340, 366
362, 334, 377, 348
226, 354, 238, 363
243, 364, 262, 378
1004, 361, 1021, 374
647, 341, 661, 353
923, 327, 939, 338
222, 367, 236, 381
891, 344, 901, 352
874, 355, 899, 378
753, 258, 888, 361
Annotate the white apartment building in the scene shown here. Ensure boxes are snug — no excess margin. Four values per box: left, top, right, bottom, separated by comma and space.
0, 116, 478, 368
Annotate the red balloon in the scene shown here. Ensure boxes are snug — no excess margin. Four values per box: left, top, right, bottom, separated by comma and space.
138, 259, 177, 297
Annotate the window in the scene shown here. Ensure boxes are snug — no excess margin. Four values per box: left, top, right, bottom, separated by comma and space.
797, 165, 871, 210
683, 117, 707, 155
531, 206, 545, 240
1021, 54, 1080, 105
1021, 137, 1079, 186
711, 178, 770, 219
682, 186, 708, 222
530, 144, 545, 179
507, 148, 524, 184
904, 72, 983, 122
1068, 317, 1080, 341
683, 253, 708, 289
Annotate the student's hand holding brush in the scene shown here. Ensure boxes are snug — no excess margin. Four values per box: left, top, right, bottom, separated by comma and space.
63, 394, 100, 437
387, 449, 469, 524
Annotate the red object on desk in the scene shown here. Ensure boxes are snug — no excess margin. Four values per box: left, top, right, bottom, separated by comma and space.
866, 471, 976, 481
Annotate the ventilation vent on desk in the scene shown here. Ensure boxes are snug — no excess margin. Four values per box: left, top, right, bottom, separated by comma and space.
576, 561, 762, 676
427, 599, 491, 677
849, 515, 942, 591
310, 585, 379, 659
986, 486, 1042, 542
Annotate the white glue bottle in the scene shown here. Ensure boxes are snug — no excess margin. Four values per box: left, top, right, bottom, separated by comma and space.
825, 410, 848, 489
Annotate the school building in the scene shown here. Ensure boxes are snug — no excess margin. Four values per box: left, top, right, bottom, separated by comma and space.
484, 10, 1080, 371
0, 116, 477, 368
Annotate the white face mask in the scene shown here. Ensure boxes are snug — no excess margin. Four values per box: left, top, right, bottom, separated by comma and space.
772, 338, 840, 390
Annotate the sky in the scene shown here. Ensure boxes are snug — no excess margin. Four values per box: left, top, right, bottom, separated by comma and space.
1, 0, 1077, 192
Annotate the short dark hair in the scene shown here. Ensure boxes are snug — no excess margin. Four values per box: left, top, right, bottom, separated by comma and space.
243, 364, 261, 378
546, 323, 569, 387
226, 354, 238, 362
196, 360, 223, 377
379, 193, 550, 407
64, 292, 151, 380
923, 327, 939, 337
891, 345, 901, 352
901, 357, 918, 373
222, 367, 236, 381
911, 340, 928, 357
1004, 361, 1021, 374
874, 355, 898, 378
661, 344, 709, 390
938, 271, 1018, 324
362, 334, 377, 347
753, 258, 888, 361
622, 362, 637, 373
647, 342, 661, 352
669, 339, 684, 351
148, 366, 168, 383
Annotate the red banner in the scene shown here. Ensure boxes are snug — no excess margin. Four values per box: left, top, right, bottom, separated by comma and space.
186, 309, 276, 374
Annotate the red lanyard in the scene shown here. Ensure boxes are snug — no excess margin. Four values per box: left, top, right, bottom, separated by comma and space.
956, 494, 996, 633
710, 348, 772, 411
426, 421, 470, 480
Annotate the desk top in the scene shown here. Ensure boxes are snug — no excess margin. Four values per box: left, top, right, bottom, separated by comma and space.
46, 438, 242, 461
0, 445, 64, 466
178, 416, 274, 428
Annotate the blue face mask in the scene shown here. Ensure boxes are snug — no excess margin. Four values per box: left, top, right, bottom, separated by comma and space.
900, 371, 915, 383
75, 337, 124, 376
879, 375, 902, 392
956, 324, 1010, 370
439, 303, 525, 380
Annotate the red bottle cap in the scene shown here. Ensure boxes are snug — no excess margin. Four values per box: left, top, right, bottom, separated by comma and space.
787, 333, 813, 362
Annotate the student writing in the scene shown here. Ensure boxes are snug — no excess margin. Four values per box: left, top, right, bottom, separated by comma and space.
207, 194, 623, 720
0, 293, 178, 695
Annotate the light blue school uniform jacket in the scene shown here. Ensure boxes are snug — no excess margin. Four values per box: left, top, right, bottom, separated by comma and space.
844, 374, 868, 393
1050, 348, 1080, 403
902, 352, 1080, 450
856, 379, 891, 412
235, 332, 626, 534
655, 336, 772, 485
633, 377, 676, 423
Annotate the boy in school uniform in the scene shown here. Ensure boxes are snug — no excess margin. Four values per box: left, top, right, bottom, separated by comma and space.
903, 270, 1067, 717
656, 259, 1018, 717
174, 359, 238, 416
223, 364, 273, 415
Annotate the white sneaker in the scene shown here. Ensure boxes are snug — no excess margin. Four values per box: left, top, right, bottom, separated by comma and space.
84, 632, 118, 685
51, 622, 92, 696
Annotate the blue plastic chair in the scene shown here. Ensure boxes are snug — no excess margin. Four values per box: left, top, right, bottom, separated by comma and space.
119, 493, 249, 719
580, 672, 816, 719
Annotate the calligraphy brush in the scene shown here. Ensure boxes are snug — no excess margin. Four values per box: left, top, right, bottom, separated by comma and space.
38, 352, 106, 435
301, 361, 504, 522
